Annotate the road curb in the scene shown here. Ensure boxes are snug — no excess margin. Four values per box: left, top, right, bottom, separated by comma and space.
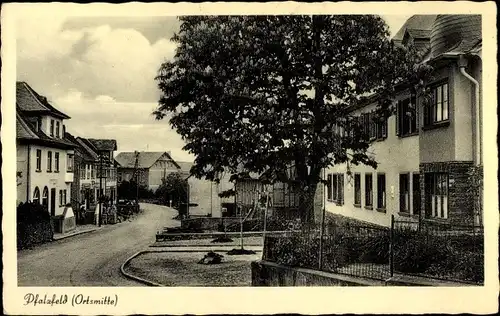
120, 248, 263, 286
120, 251, 164, 287
52, 228, 99, 241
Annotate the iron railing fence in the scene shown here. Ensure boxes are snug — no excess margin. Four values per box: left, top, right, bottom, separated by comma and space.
392, 218, 483, 284
263, 215, 484, 284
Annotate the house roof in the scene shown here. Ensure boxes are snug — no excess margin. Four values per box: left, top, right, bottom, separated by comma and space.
405, 28, 432, 40
16, 112, 39, 139
392, 15, 437, 43
16, 110, 75, 149
65, 132, 96, 161
75, 137, 100, 161
16, 82, 70, 119
87, 138, 117, 151
115, 151, 180, 169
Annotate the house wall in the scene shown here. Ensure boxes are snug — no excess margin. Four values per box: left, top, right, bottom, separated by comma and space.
16, 142, 29, 206
187, 174, 233, 218
325, 56, 481, 227
148, 157, 180, 191
452, 63, 474, 161
118, 168, 149, 187
41, 115, 64, 139
419, 65, 456, 163
26, 144, 73, 216
326, 96, 421, 227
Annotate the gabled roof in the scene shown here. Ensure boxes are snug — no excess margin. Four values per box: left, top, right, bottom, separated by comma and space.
405, 28, 432, 40
392, 15, 437, 44
115, 151, 180, 169
75, 137, 99, 161
16, 82, 70, 119
16, 110, 75, 149
65, 132, 96, 161
177, 161, 194, 174
16, 112, 39, 139
87, 138, 117, 151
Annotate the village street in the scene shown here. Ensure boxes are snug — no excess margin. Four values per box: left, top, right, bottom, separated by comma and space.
17, 203, 176, 286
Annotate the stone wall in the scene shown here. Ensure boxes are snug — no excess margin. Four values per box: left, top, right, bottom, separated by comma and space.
251, 260, 384, 286
419, 161, 475, 225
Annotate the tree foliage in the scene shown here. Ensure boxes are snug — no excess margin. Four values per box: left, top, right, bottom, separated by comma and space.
155, 172, 189, 207
155, 15, 432, 222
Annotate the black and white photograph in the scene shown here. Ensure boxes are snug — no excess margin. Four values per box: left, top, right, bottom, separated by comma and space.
1, 2, 498, 315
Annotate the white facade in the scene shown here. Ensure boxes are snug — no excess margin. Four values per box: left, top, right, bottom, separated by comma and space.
17, 143, 74, 216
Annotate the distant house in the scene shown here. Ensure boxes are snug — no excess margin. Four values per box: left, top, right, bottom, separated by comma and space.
16, 81, 76, 218
115, 151, 181, 191
82, 137, 118, 203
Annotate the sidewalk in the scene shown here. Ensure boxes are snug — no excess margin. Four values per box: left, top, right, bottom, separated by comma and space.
53, 224, 101, 241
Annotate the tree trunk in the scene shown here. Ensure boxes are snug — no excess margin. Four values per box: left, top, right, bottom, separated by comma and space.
298, 183, 318, 226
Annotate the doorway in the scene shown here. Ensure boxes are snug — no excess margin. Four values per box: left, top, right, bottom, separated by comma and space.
50, 188, 56, 216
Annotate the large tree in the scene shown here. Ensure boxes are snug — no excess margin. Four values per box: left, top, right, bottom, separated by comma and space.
155, 15, 430, 222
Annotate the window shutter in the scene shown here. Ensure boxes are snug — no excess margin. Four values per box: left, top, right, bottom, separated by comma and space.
382, 116, 388, 138
412, 94, 419, 131
396, 100, 401, 136
339, 174, 344, 205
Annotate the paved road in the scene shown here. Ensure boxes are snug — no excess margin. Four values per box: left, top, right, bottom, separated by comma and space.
17, 203, 178, 286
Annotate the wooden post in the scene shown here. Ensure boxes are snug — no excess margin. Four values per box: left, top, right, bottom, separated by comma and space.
318, 168, 326, 270
390, 214, 395, 277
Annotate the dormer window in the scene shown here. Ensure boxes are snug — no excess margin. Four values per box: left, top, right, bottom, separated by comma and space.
56, 121, 60, 138
62, 125, 66, 136
50, 119, 55, 137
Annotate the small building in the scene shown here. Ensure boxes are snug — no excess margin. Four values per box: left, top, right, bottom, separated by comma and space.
115, 151, 181, 192
177, 162, 234, 218
80, 138, 118, 204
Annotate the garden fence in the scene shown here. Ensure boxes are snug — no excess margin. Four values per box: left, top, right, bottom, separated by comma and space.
263, 215, 484, 284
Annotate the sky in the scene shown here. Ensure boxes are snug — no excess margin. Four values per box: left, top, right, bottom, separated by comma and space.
16, 15, 411, 163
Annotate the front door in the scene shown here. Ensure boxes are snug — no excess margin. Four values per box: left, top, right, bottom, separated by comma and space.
50, 188, 56, 216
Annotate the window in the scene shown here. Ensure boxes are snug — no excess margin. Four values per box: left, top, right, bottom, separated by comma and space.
50, 119, 55, 137
376, 115, 388, 139
365, 173, 373, 208
56, 121, 60, 138
47, 151, 52, 172
412, 174, 421, 216
425, 173, 448, 219
424, 81, 449, 126
399, 173, 410, 213
354, 173, 361, 206
54, 152, 60, 172
42, 187, 49, 209
362, 111, 387, 141
87, 165, 91, 179
91, 165, 96, 179
59, 190, 63, 206
33, 187, 40, 204
377, 173, 386, 210
63, 190, 67, 205
36, 149, 42, 171
326, 174, 332, 200
327, 173, 344, 205
337, 174, 344, 205
397, 95, 418, 136
67, 154, 74, 172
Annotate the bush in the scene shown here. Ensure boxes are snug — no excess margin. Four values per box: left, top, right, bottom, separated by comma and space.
17, 202, 54, 249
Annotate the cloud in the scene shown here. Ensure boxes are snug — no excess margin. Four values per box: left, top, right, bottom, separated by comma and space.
16, 16, 178, 103
53, 91, 194, 163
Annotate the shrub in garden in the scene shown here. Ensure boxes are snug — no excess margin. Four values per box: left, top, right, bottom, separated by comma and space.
17, 202, 54, 249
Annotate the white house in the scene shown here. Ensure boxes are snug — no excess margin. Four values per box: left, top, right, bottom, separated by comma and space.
16, 81, 76, 219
